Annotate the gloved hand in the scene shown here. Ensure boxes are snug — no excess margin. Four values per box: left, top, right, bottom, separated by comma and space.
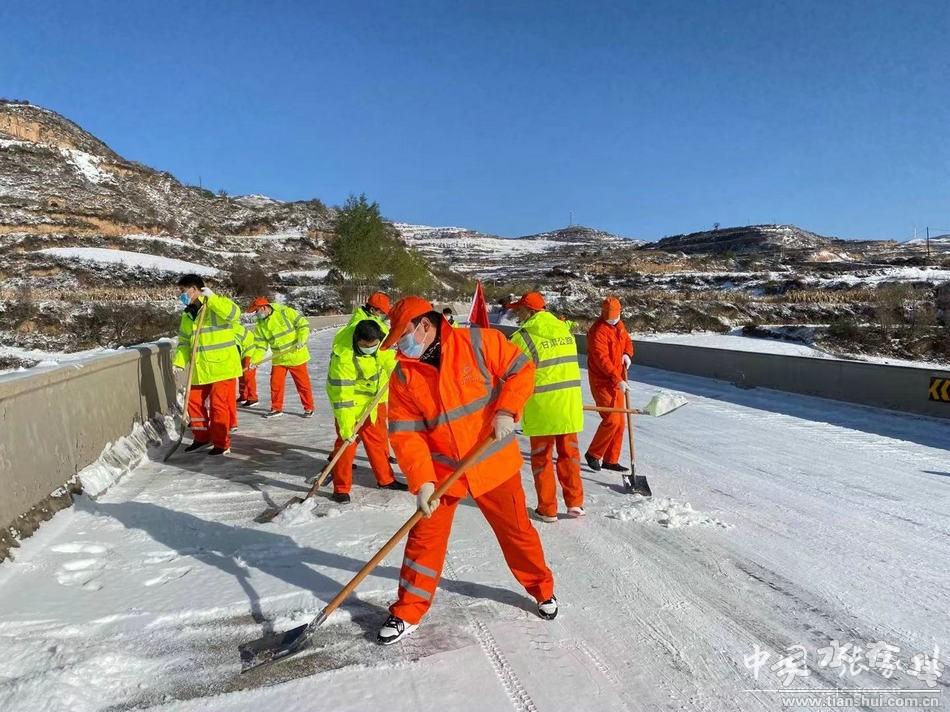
339, 423, 355, 441
417, 482, 439, 517
617, 380, 630, 393
622, 354, 631, 369
493, 411, 516, 440
247, 362, 258, 371
173, 366, 184, 375
200, 287, 215, 297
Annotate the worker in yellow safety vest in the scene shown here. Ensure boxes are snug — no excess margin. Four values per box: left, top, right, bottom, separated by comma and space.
347, 291, 391, 333
245, 297, 315, 419
508, 292, 585, 522
173, 274, 244, 456
325, 319, 407, 503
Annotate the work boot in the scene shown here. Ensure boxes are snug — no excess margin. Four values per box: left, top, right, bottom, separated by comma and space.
302, 410, 314, 418
331, 492, 351, 504
537, 596, 559, 620
378, 480, 408, 491
602, 462, 629, 473
263, 410, 283, 419
534, 509, 557, 524
584, 453, 602, 471
208, 447, 231, 456
184, 441, 211, 453
377, 615, 418, 645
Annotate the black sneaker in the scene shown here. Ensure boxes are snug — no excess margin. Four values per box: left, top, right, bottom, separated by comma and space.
602, 462, 630, 473
331, 492, 351, 504
377, 615, 418, 645
584, 453, 602, 472
537, 595, 558, 620
208, 447, 231, 456
302, 410, 314, 418
243, 399, 259, 408
378, 480, 408, 491
184, 441, 211, 453
263, 410, 283, 419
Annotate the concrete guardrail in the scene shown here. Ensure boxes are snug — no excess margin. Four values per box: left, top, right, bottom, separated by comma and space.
0, 314, 349, 557
495, 323, 950, 420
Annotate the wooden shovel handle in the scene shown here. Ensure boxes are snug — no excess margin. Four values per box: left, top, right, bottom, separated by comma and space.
317, 437, 496, 620
303, 384, 390, 499
625, 387, 636, 470
584, 405, 641, 415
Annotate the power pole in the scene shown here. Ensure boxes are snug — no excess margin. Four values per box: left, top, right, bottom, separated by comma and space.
927, 226, 930, 260
569, 211, 573, 227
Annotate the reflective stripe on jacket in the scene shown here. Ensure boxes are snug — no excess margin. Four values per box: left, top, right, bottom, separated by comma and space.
173, 295, 244, 385
387, 321, 535, 499
510, 310, 583, 437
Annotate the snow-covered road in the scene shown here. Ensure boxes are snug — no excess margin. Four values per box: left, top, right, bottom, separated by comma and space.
1, 327, 948, 711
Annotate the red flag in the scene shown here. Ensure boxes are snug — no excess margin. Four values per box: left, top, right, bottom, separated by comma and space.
468, 281, 490, 328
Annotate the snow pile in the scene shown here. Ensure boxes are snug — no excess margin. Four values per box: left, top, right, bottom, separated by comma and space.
606, 497, 731, 529
642, 391, 689, 417
270, 498, 344, 527
78, 420, 168, 497
59, 147, 114, 184
37, 247, 219, 277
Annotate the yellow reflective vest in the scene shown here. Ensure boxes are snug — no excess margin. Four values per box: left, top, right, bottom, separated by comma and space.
326, 323, 396, 440
510, 310, 583, 437
346, 305, 389, 336
173, 295, 244, 385
250, 303, 310, 367
233, 321, 255, 359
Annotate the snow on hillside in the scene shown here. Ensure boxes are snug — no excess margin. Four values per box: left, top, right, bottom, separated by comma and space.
0, 328, 947, 711
59, 147, 114, 185
37, 247, 219, 276
635, 331, 836, 358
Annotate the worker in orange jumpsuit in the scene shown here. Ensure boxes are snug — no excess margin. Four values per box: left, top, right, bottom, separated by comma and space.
376, 297, 558, 645
585, 296, 634, 473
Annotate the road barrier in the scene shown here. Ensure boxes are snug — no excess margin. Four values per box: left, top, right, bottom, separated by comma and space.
0, 314, 349, 559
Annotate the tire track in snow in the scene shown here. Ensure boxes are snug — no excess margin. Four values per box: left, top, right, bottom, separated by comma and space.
442, 558, 540, 712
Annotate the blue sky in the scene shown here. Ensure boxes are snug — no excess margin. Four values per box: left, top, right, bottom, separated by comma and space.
2, 1, 947, 240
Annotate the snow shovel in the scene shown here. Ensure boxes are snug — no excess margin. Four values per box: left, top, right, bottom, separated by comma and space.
239, 436, 496, 673
254, 385, 389, 523
621, 388, 651, 497
164, 304, 208, 462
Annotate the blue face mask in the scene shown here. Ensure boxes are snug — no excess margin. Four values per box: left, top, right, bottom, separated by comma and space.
397, 325, 425, 359
358, 344, 379, 355
606, 317, 620, 325
178, 293, 191, 307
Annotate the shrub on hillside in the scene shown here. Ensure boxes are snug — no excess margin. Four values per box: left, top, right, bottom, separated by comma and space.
229, 264, 271, 299
78, 303, 179, 348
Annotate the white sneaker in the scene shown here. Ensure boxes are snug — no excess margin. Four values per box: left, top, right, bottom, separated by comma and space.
567, 506, 586, 518
534, 509, 557, 523
376, 615, 418, 645
537, 595, 558, 620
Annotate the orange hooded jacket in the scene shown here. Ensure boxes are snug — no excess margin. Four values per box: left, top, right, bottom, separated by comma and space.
388, 321, 535, 499
586, 298, 634, 386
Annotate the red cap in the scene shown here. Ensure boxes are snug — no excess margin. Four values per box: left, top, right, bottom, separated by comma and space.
601, 297, 621, 320
381, 296, 434, 350
367, 291, 392, 316
247, 296, 270, 313
506, 291, 546, 312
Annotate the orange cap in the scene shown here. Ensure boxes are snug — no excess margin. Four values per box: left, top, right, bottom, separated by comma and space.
380, 296, 434, 350
367, 291, 392, 316
506, 291, 546, 311
601, 297, 621, 320
247, 296, 270, 313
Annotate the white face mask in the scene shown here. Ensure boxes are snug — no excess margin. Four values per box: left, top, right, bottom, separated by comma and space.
358, 343, 380, 355
606, 317, 620, 325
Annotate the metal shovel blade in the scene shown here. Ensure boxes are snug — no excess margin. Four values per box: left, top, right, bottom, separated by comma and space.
254, 496, 305, 524
622, 466, 653, 498
239, 622, 315, 673
641, 391, 688, 417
